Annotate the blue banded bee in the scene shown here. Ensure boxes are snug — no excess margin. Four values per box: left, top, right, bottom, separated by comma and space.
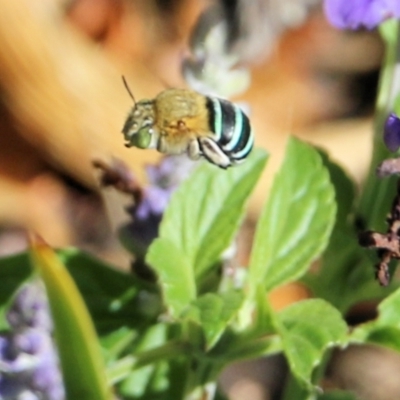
121, 78, 253, 169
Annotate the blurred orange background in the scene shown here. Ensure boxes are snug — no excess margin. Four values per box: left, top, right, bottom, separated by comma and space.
0, 0, 382, 255
0, 1, 392, 399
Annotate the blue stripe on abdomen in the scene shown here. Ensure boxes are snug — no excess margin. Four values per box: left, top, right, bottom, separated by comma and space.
206, 96, 253, 162
222, 105, 244, 152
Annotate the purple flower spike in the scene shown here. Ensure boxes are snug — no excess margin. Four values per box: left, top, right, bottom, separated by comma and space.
135, 186, 173, 221
384, 113, 400, 152
121, 155, 197, 261
0, 281, 65, 400
122, 155, 197, 263
324, 0, 400, 30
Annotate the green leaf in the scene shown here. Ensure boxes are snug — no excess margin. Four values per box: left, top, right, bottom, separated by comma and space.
302, 152, 395, 313
185, 291, 244, 349
248, 137, 336, 292
278, 299, 347, 388
120, 362, 170, 400
101, 327, 137, 362
317, 149, 355, 225
59, 248, 161, 334
159, 148, 267, 279
251, 284, 277, 335
0, 248, 161, 333
119, 324, 189, 400
0, 252, 31, 329
211, 333, 282, 365
146, 238, 196, 318
352, 286, 400, 351
119, 324, 168, 398
107, 355, 135, 385
317, 390, 358, 400
303, 227, 392, 314
30, 237, 113, 400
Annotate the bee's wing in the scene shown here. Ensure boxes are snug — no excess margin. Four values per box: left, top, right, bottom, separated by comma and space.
198, 137, 231, 169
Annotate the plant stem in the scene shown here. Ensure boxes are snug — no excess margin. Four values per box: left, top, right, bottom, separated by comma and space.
133, 339, 190, 369
358, 20, 400, 230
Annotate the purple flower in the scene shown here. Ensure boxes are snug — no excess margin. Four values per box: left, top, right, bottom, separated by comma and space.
122, 155, 196, 259
135, 187, 173, 221
384, 112, 400, 152
0, 282, 65, 400
324, 0, 400, 29
145, 155, 195, 189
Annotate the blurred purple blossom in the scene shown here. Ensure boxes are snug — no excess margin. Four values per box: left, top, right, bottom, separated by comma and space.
324, 0, 400, 29
122, 155, 196, 259
134, 186, 172, 221
0, 282, 65, 400
145, 155, 196, 189
384, 112, 400, 152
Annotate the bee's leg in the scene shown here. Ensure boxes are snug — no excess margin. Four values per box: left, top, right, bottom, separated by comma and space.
187, 139, 201, 160
198, 137, 232, 169
157, 134, 168, 153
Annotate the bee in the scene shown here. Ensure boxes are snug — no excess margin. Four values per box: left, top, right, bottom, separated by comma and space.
121, 78, 253, 169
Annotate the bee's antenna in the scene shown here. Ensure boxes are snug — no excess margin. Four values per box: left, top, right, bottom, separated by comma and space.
122, 76, 136, 105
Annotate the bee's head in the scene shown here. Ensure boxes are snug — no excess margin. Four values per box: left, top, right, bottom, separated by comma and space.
121, 76, 157, 149
122, 101, 156, 149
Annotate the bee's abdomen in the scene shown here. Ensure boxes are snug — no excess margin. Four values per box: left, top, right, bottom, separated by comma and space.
206, 97, 253, 163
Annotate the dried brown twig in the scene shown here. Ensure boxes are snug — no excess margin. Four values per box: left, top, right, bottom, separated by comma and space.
359, 158, 400, 286
92, 158, 143, 203
377, 158, 400, 178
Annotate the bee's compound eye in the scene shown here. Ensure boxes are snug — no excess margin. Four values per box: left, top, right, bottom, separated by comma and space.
131, 127, 152, 149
